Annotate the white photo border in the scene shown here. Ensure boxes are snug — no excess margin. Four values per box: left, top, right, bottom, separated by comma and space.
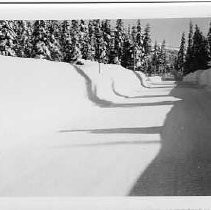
0, 1, 210, 210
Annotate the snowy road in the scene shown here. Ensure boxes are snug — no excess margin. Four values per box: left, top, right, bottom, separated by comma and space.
0, 80, 211, 196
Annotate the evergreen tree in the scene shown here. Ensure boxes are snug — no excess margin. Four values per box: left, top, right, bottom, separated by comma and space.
114, 19, 124, 64
93, 19, 107, 63
131, 25, 139, 70
48, 20, 61, 40
60, 20, 72, 62
142, 24, 152, 73
176, 32, 186, 74
184, 21, 194, 74
136, 19, 144, 69
69, 20, 82, 62
101, 19, 112, 63
143, 23, 151, 56
121, 33, 133, 68
131, 25, 137, 44
14, 20, 33, 58
159, 40, 167, 75
191, 25, 209, 71
80, 19, 90, 60
207, 22, 211, 60
136, 20, 143, 46
127, 24, 131, 40
87, 20, 96, 61
47, 20, 63, 61
108, 28, 116, 64
0, 20, 16, 56
151, 41, 160, 75
31, 20, 51, 60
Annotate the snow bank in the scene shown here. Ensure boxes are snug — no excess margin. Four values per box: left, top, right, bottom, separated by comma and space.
183, 68, 211, 90
0, 56, 93, 136
198, 70, 209, 86
183, 71, 199, 83
76, 60, 150, 101
0, 56, 150, 139
136, 71, 150, 88
148, 76, 162, 83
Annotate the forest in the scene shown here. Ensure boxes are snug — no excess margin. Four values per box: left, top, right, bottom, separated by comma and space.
0, 19, 210, 77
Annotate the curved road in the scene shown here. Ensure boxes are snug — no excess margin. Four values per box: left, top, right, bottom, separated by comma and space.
0, 80, 211, 196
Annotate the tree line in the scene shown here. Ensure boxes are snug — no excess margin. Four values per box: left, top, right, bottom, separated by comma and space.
2, 19, 210, 77
176, 21, 211, 76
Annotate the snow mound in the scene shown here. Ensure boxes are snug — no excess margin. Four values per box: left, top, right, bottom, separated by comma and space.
76, 60, 150, 102
148, 76, 162, 83
183, 71, 199, 83
198, 70, 209, 86
183, 68, 211, 90
0, 56, 150, 137
0, 56, 92, 136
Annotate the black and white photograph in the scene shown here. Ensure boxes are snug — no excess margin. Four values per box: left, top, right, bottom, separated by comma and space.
0, 0, 211, 209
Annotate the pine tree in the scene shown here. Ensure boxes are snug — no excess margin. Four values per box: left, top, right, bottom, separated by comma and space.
48, 20, 61, 40
191, 25, 209, 71
69, 20, 82, 62
121, 33, 133, 68
159, 40, 167, 75
136, 19, 144, 69
101, 19, 112, 63
143, 23, 151, 56
176, 32, 186, 74
93, 19, 106, 63
114, 19, 124, 64
60, 20, 72, 62
184, 21, 194, 74
151, 41, 159, 75
102, 19, 111, 35
127, 24, 131, 40
207, 22, 211, 60
87, 20, 96, 61
14, 20, 33, 58
142, 23, 152, 73
79, 19, 89, 60
131, 25, 138, 70
108, 28, 116, 64
31, 20, 51, 60
47, 20, 63, 61
0, 20, 17, 56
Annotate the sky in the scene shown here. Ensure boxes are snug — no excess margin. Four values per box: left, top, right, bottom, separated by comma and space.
112, 18, 211, 49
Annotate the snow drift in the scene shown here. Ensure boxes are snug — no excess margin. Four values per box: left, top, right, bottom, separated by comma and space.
148, 76, 162, 83
0, 56, 93, 137
183, 68, 211, 90
75, 60, 150, 102
0, 56, 149, 138
0, 56, 178, 196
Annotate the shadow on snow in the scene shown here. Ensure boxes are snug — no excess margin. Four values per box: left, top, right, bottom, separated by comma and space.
72, 65, 211, 195
73, 65, 175, 108
111, 82, 170, 99
129, 83, 211, 196
59, 126, 162, 134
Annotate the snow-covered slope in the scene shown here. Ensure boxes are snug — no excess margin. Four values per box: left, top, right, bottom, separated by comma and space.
0, 56, 179, 196
183, 68, 211, 90
0, 56, 149, 145
148, 76, 162, 83
75, 60, 150, 103
0, 56, 96, 148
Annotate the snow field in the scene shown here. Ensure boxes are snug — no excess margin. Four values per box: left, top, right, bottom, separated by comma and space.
0, 56, 94, 148
0, 56, 151, 149
0, 56, 179, 196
